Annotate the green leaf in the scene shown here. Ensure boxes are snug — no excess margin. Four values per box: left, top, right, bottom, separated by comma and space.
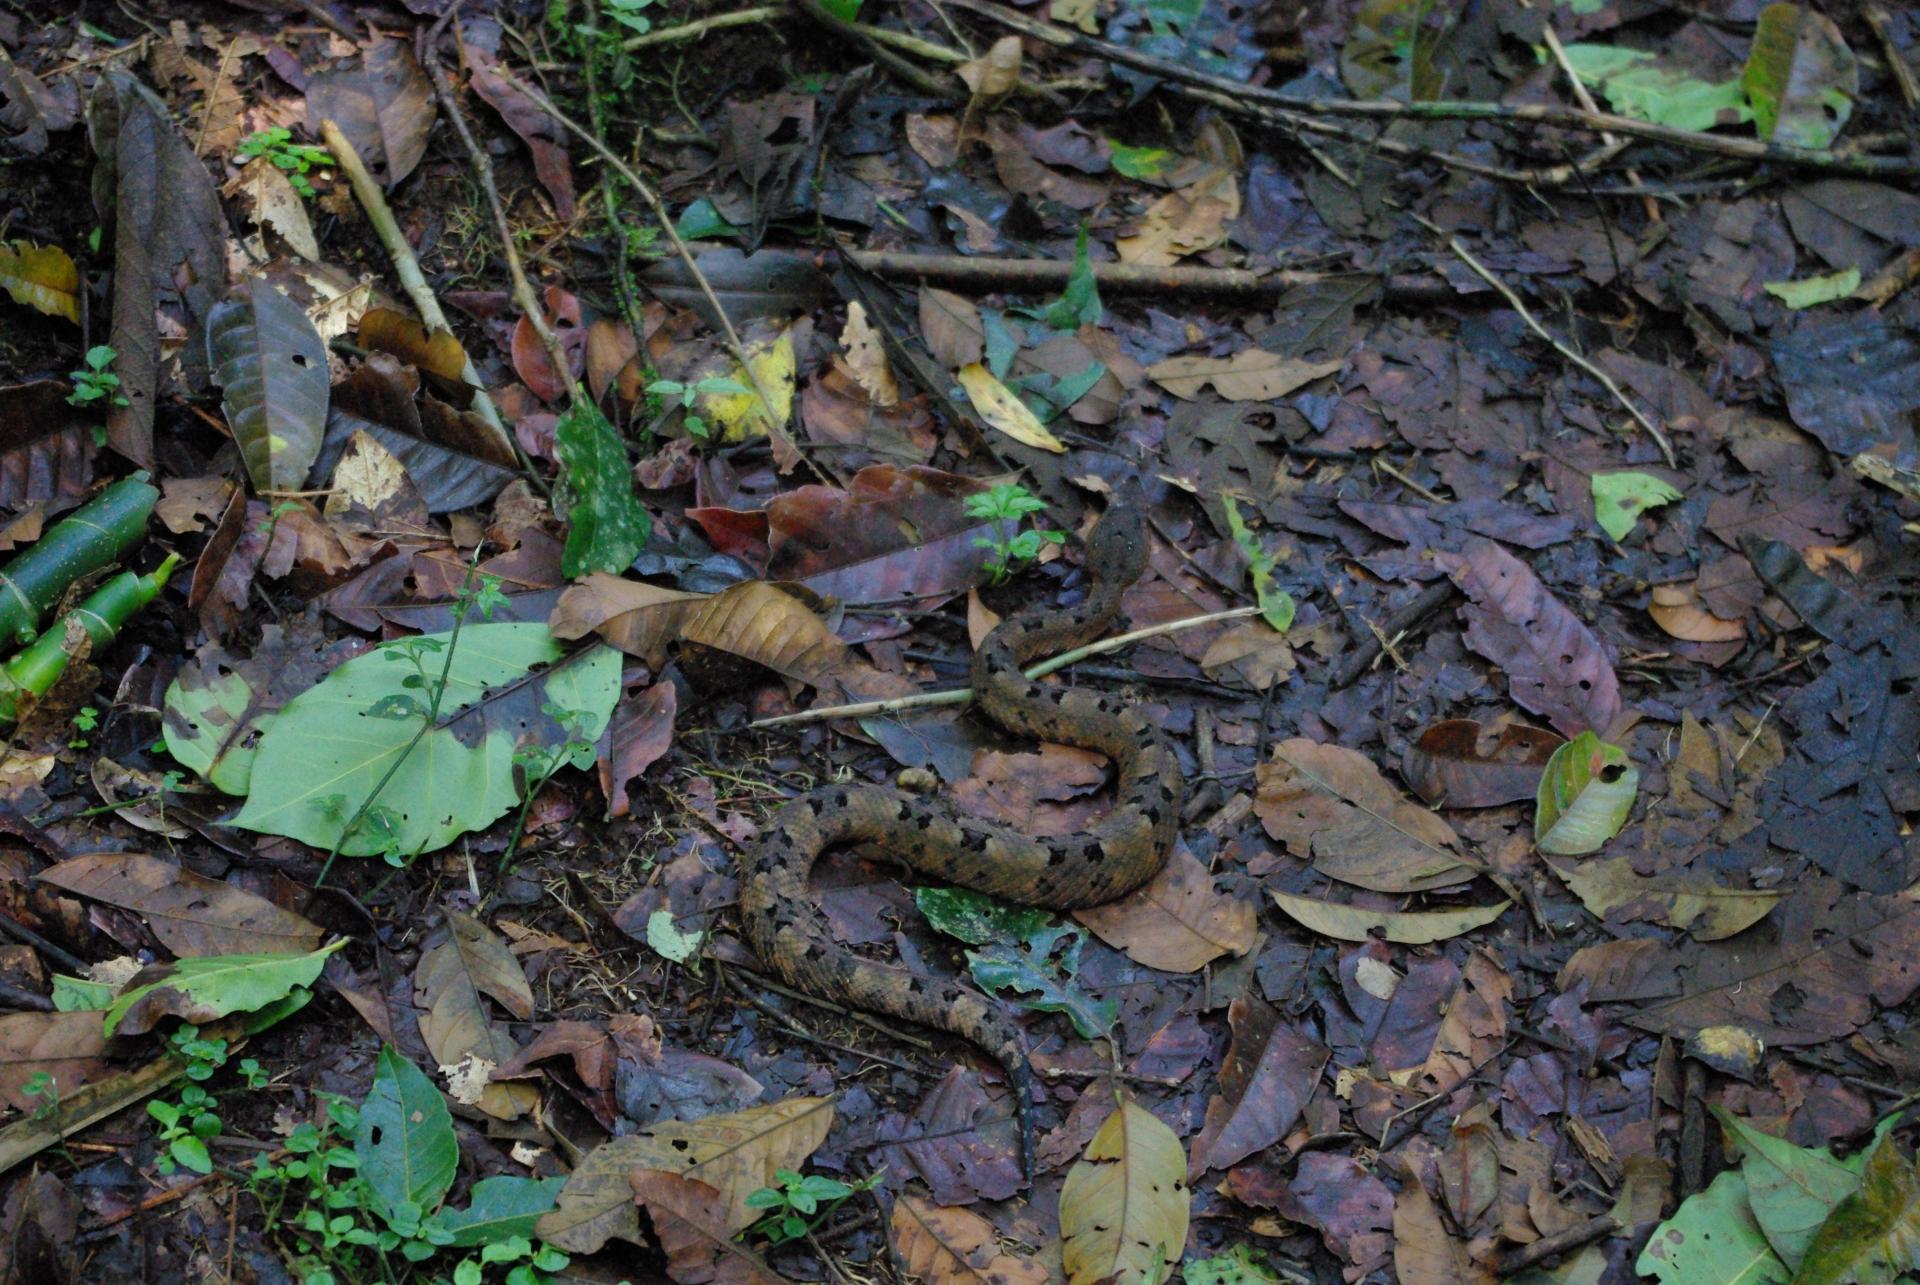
1108, 141, 1176, 181
1222, 497, 1295, 633
171, 1135, 214, 1175
1534, 731, 1638, 856
432, 1176, 565, 1248
51, 974, 114, 1011
1591, 470, 1682, 542
555, 399, 650, 578
1022, 225, 1102, 332
1183, 1244, 1285, 1285
1558, 43, 1750, 131
355, 1046, 459, 1226
965, 923, 1116, 1039
104, 941, 344, 1037
1712, 1106, 1860, 1270
1742, 3, 1857, 149
815, 0, 861, 19
645, 909, 701, 964
1638, 1170, 1788, 1284
915, 886, 1055, 946
231, 623, 620, 856
1762, 267, 1860, 310
1794, 1132, 1920, 1285
673, 197, 742, 242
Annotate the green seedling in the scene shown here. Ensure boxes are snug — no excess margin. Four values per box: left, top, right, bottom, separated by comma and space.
237, 128, 335, 199
67, 344, 128, 410
966, 483, 1066, 584
743, 1167, 881, 1246
646, 376, 749, 442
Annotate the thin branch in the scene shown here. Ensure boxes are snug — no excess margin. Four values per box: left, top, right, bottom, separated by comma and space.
943, 0, 1920, 176
845, 248, 1451, 303
317, 120, 517, 461
747, 605, 1262, 730
1420, 216, 1677, 467
621, 5, 788, 49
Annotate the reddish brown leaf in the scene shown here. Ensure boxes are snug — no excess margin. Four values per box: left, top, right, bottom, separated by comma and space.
890, 1194, 1048, 1285
1436, 539, 1623, 737
38, 852, 323, 957
1188, 994, 1329, 1177
629, 1172, 786, 1285
600, 679, 675, 820
1074, 847, 1258, 973
305, 37, 435, 188
1400, 718, 1565, 808
0, 1012, 109, 1109
0, 381, 92, 514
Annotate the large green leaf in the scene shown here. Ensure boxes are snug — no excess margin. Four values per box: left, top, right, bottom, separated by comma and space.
555, 398, 650, 578
1534, 731, 1638, 856
1795, 1133, 1920, 1285
1713, 1106, 1859, 1270
1741, 3, 1856, 149
206, 276, 331, 492
355, 1045, 458, 1227
231, 622, 619, 856
1559, 44, 1749, 131
1638, 1170, 1788, 1284
104, 941, 343, 1036
432, 1175, 567, 1247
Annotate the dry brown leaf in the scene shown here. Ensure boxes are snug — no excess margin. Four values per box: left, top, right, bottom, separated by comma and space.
630, 1172, 788, 1284
920, 288, 984, 369
891, 1194, 1049, 1284
1147, 350, 1342, 401
1116, 163, 1239, 267
1269, 889, 1511, 945
0, 1012, 110, 1110
1074, 848, 1257, 973
1060, 1099, 1191, 1285
414, 912, 538, 1121
225, 156, 319, 261
957, 36, 1022, 113
1551, 856, 1783, 940
38, 852, 323, 957
1255, 738, 1475, 893
840, 302, 898, 407
538, 1096, 835, 1252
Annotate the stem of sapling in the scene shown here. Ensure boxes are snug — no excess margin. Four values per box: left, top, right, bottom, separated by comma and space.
0, 553, 180, 724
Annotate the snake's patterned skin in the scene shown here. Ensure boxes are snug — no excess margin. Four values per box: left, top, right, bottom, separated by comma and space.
740, 489, 1184, 1176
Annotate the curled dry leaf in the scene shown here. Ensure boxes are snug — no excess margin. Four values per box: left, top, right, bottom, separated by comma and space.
891, 1194, 1049, 1285
1436, 538, 1622, 738
1269, 889, 1511, 945
552, 577, 848, 690
1060, 1099, 1191, 1285
1648, 582, 1746, 643
1255, 738, 1476, 893
1401, 718, 1564, 808
38, 852, 323, 957
1074, 847, 1258, 973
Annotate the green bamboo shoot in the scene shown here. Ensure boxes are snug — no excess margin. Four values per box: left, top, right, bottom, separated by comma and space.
0, 553, 180, 725
0, 474, 158, 649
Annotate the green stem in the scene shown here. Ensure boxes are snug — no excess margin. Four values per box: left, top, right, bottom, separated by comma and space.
0, 474, 157, 650
0, 552, 179, 724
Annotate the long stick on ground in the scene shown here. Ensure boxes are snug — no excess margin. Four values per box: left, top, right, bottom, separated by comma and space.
318, 121, 516, 461
748, 605, 1263, 730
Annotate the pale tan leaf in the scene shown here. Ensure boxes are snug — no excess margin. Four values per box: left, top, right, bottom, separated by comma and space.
1146, 351, 1342, 401
1552, 856, 1782, 941
1060, 1100, 1190, 1285
840, 302, 898, 407
957, 36, 1022, 109
1269, 889, 1511, 945
1074, 848, 1257, 973
414, 912, 537, 1121
1115, 163, 1239, 268
891, 1194, 1049, 1284
957, 363, 1067, 453
1649, 582, 1746, 642
225, 155, 319, 261
920, 287, 985, 368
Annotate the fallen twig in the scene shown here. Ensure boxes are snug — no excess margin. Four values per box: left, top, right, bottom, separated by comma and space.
846, 248, 1450, 304
748, 605, 1262, 730
319, 121, 517, 462
1421, 216, 1677, 467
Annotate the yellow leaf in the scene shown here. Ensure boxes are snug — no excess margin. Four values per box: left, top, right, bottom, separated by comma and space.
1269, 889, 1510, 944
705, 330, 796, 442
1061, 1099, 1190, 1284
958, 363, 1067, 453
0, 241, 79, 323
839, 301, 898, 406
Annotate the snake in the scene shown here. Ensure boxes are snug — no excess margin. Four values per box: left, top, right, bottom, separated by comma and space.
740, 484, 1184, 1177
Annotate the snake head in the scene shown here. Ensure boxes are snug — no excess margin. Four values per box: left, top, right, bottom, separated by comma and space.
1087, 479, 1150, 586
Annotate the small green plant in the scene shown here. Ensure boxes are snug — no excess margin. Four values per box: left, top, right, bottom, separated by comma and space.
67, 345, 128, 410
20, 1072, 59, 1124
646, 376, 749, 442
236, 127, 335, 199
965, 483, 1065, 584
68, 704, 98, 750
501, 700, 598, 876
146, 1025, 236, 1175
743, 1168, 881, 1246
552, 0, 656, 90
